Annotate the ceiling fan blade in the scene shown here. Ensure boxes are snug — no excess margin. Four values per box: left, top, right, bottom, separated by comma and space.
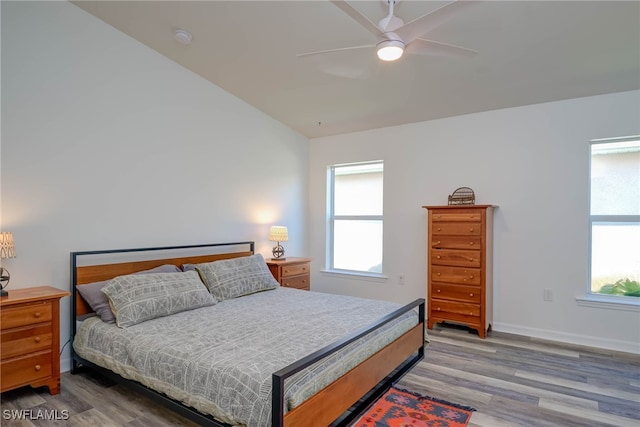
331, 0, 383, 38
395, 0, 475, 44
405, 38, 478, 57
297, 44, 375, 59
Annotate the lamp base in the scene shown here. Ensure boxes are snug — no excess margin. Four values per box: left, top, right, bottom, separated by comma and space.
270, 258, 287, 261
0, 289, 8, 297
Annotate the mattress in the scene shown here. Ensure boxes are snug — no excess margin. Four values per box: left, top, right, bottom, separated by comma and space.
73, 287, 419, 426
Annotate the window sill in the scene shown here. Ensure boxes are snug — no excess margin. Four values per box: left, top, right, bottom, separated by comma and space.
320, 270, 388, 283
576, 294, 640, 312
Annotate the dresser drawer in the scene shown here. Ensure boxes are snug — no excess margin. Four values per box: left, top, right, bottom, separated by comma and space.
1, 302, 52, 329
431, 266, 480, 285
432, 284, 481, 303
430, 299, 480, 318
1, 351, 52, 391
432, 249, 481, 267
432, 235, 482, 250
432, 211, 482, 222
1, 324, 53, 359
281, 274, 310, 290
281, 263, 309, 277
431, 222, 481, 236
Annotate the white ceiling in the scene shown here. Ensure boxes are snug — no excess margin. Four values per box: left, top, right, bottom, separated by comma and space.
72, 1, 640, 139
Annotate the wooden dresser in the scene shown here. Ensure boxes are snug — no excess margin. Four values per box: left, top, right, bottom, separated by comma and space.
422, 205, 495, 338
1, 286, 70, 394
266, 257, 311, 291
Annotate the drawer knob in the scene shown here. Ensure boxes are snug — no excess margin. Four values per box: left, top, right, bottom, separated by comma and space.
463, 278, 467, 282
35, 337, 41, 343
302, 267, 307, 271
437, 227, 441, 231
436, 289, 441, 293
470, 293, 474, 297
469, 242, 474, 246
35, 365, 41, 371
435, 240, 441, 245
469, 312, 473, 315
284, 269, 289, 273
470, 275, 474, 279
436, 307, 441, 311
436, 255, 441, 259
469, 228, 474, 232
302, 280, 307, 283
437, 272, 441, 276
34, 312, 42, 318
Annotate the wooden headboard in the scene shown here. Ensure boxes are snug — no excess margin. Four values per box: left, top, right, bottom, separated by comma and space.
71, 242, 254, 317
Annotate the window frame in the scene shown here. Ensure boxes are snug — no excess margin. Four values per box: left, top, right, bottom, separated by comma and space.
327, 160, 384, 277
585, 136, 640, 307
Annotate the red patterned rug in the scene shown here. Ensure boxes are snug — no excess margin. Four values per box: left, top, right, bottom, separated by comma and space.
352, 387, 475, 427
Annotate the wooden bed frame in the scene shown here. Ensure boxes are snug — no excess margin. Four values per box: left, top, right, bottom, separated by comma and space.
70, 242, 425, 427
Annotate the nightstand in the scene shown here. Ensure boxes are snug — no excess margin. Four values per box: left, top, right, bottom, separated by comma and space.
266, 257, 311, 291
1, 286, 70, 395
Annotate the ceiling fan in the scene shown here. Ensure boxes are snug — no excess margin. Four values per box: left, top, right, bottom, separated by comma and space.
299, 0, 477, 63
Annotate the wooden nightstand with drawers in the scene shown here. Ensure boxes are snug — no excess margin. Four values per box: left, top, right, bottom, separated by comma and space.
266, 257, 311, 291
1, 286, 70, 395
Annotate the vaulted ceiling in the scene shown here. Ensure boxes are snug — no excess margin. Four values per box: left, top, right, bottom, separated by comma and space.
72, 1, 640, 138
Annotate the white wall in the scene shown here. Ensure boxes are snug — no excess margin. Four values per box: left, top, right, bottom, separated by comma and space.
1, 1, 309, 369
310, 90, 640, 353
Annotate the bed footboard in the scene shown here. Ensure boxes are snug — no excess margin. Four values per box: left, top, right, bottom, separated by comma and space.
272, 298, 426, 427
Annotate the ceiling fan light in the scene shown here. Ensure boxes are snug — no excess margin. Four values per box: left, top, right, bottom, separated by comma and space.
376, 40, 404, 61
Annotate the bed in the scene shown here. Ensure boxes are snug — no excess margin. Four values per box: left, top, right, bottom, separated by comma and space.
70, 242, 425, 427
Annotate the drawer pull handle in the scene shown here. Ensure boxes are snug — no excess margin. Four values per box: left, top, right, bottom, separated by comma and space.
35, 337, 41, 343
470, 275, 474, 279
436, 307, 441, 311
436, 289, 441, 293
470, 293, 474, 297
469, 312, 473, 315
35, 365, 41, 371
469, 242, 474, 246
463, 278, 467, 282
435, 240, 441, 245
302, 280, 307, 283
302, 267, 307, 271
437, 227, 441, 231
436, 255, 441, 259
437, 273, 441, 276
34, 312, 42, 318
284, 269, 289, 273
469, 228, 474, 232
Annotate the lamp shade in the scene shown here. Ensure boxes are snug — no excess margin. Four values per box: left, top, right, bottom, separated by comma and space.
0, 232, 15, 259
269, 226, 288, 242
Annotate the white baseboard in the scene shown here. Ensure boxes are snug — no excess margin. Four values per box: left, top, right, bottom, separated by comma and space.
493, 322, 640, 354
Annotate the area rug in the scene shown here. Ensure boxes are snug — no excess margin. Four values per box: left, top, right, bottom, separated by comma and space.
352, 387, 475, 427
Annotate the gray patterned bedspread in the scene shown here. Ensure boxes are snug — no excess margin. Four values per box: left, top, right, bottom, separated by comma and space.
73, 287, 419, 426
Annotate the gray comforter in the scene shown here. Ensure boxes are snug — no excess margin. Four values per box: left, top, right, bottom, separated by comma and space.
73, 287, 418, 426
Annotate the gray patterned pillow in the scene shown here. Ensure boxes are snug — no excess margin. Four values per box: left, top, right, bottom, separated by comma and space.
195, 254, 279, 301
77, 264, 182, 323
102, 271, 216, 328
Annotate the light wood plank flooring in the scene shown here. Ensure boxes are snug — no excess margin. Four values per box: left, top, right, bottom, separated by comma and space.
1, 324, 638, 426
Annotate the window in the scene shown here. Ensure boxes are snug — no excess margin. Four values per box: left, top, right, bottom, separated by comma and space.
328, 161, 383, 274
589, 137, 640, 298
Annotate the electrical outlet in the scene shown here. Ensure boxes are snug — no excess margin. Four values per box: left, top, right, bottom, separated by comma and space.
543, 288, 553, 302
398, 275, 405, 286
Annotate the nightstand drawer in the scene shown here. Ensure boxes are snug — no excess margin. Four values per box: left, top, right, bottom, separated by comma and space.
1, 302, 52, 329
1, 351, 53, 391
281, 274, 310, 290
2, 324, 53, 359
281, 263, 309, 277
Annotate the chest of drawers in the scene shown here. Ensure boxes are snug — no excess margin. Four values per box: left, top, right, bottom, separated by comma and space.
422, 205, 495, 338
266, 257, 311, 291
1, 286, 70, 394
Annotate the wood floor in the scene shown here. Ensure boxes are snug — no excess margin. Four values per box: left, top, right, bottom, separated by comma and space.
1, 324, 638, 426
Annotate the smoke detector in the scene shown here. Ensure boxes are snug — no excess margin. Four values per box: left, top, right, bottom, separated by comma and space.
174, 29, 192, 45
